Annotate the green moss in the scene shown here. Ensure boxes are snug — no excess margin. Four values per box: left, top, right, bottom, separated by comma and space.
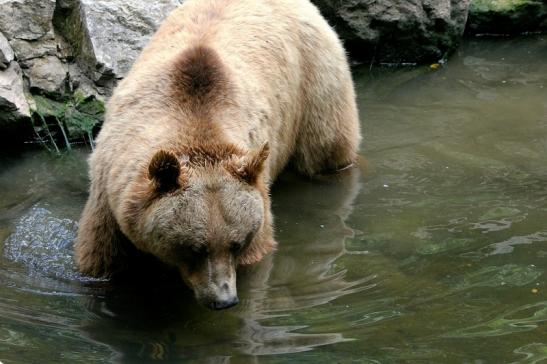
30, 94, 104, 152
467, 0, 547, 35
471, 0, 537, 12
32, 95, 66, 117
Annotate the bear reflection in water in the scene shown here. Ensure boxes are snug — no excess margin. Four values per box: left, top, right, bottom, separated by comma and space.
80, 167, 366, 359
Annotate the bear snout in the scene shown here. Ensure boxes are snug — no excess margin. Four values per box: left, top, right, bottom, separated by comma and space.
194, 273, 239, 310
199, 287, 239, 310
212, 295, 239, 310
207, 277, 238, 310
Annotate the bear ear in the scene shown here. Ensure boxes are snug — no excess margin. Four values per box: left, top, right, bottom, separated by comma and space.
148, 150, 186, 192
228, 142, 270, 184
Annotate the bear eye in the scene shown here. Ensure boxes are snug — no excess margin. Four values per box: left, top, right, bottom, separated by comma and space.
191, 244, 209, 257
230, 241, 243, 253
244, 231, 255, 245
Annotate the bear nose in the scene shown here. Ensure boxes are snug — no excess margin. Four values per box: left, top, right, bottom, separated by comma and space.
213, 296, 239, 310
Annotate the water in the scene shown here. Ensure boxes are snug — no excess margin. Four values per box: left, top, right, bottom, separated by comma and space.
1, 36, 546, 363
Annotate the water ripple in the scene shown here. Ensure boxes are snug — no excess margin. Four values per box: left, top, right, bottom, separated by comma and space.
443, 302, 547, 338
456, 264, 543, 289
512, 343, 547, 364
484, 232, 547, 256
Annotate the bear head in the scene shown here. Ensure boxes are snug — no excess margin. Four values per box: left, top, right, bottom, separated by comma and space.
121, 142, 273, 310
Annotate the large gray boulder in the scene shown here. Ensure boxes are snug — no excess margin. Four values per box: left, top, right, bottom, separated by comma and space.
312, 0, 472, 64
0, 0, 70, 96
56, 0, 183, 92
0, 0, 102, 99
0, 0, 185, 146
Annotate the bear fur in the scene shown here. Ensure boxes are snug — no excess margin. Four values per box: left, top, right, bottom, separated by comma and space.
75, 0, 361, 309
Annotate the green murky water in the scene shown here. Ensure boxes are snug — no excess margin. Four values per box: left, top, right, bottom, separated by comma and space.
1, 36, 546, 363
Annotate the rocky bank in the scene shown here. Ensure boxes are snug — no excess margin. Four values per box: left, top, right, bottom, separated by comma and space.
0, 0, 183, 148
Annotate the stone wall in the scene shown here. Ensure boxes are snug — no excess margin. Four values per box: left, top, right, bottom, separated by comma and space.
0, 0, 182, 148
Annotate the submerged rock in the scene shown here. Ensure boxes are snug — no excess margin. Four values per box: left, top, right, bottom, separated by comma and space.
466, 0, 547, 35
3, 204, 81, 280
312, 0, 472, 64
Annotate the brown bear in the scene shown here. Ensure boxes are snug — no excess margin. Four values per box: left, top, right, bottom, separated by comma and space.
75, 0, 361, 310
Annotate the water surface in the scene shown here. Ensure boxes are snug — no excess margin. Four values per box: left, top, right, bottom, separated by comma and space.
1, 36, 546, 363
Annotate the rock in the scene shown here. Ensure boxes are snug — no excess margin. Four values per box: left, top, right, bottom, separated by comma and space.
66, 63, 106, 101
0, 32, 14, 70
0, 0, 99, 99
312, 0, 472, 64
25, 55, 69, 95
0, 0, 56, 41
0, 31, 32, 146
0, 61, 32, 145
9, 36, 58, 62
466, 0, 547, 35
0, 62, 30, 118
0, 0, 75, 97
12, 35, 102, 99
3, 204, 82, 281
55, 0, 183, 93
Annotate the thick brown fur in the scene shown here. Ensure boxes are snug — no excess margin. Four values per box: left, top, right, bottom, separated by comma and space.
75, 0, 360, 307
171, 45, 229, 111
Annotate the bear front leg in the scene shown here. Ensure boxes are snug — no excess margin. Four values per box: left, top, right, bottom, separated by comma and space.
74, 189, 128, 278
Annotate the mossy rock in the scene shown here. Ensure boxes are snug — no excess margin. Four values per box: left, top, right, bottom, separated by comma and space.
467, 0, 547, 35
31, 94, 104, 150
